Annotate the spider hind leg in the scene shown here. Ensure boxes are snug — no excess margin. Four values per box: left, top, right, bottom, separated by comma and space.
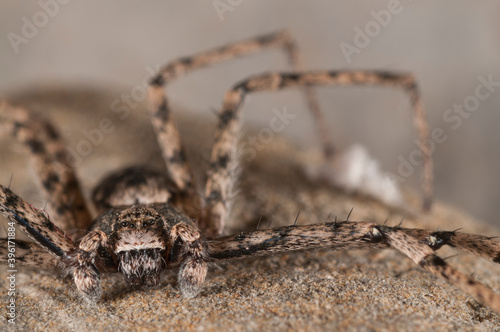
204, 70, 433, 237
147, 31, 329, 236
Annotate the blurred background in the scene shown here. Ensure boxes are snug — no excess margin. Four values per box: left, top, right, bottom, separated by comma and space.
0, 1, 499, 226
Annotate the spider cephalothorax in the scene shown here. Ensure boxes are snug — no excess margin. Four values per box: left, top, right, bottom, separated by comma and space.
92, 201, 208, 291
1, 31, 500, 315
64, 186, 208, 301
93, 205, 172, 288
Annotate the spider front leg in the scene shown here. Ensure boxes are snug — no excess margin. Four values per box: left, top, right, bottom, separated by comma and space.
67, 230, 109, 302
169, 222, 209, 298
0, 185, 76, 256
208, 221, 500, 314
0, 239, 59, 267
0, 184, 110, 301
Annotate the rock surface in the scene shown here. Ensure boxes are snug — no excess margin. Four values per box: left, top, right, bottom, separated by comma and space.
1, 88, 499, 331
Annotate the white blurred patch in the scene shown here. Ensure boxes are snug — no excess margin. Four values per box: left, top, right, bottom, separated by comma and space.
306, 144, 403, 207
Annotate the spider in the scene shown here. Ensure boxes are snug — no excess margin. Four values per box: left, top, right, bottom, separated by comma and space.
1, 31, 500, 315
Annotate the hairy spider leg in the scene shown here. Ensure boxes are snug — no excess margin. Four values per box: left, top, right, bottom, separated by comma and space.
205, 71, 433, 237
147, 31, 329, 225
207, 220, 500, 313
0, 101, 92, 231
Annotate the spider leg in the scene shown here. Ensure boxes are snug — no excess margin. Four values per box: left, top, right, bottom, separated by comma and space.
209, 222, 500, 264
385, 228, 500, 313
207, 221, 500, 314
207, 221, 388, 260
0, 239, 59, 268
0, 184, 76, 257
65, 230, 110, 301
147, 31, 329, 223
0, 100, 92, 231
0, 184, 109, 300
401, 228, 500, 264
205, 71, 433, 237
168, 222, 209, 298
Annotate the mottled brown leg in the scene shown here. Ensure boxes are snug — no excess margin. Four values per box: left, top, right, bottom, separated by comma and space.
0, 239, 59, 268
169, 222, 208, 298
400, 228, 500, 263
0, 185, 107, 298
208, 221, 388, 260
205, 71, 433, 237
147, 31, 329, 223
0, 185, 111, 301
68, 230, 109, 301
385, 229, 500, 314
0, 100, 92, 231
209, 222, 500, 264
207, 220, 500, 314
0, 185, 76, 257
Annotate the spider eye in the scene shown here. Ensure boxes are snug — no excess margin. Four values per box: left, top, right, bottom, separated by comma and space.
121, 222, 128, 227
140, 219, 155, 227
